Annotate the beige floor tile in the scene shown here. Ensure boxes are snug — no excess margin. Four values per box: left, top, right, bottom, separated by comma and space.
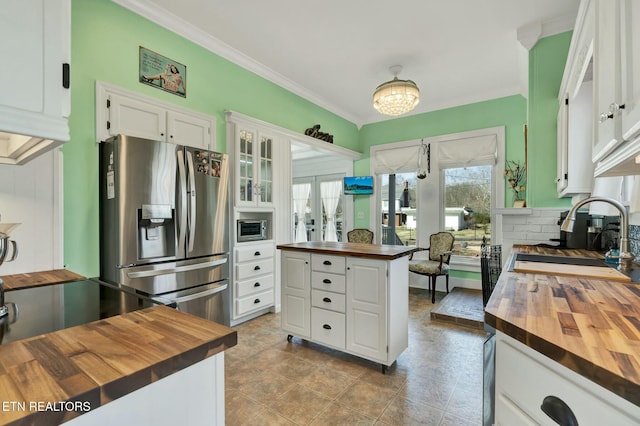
298, 367, 356, 399
338, 380, 398, 418
397, 374, 457, 410
270, 384, 333, 424
225, 392, 265, 426
245, 407, 297, 425
445, 386, 483, 425
378, 395, 444, 425
311, 402, 377, 425
237, 371, 296, 404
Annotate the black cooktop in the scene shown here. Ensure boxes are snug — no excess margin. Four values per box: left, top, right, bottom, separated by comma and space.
0, 279, 171, 345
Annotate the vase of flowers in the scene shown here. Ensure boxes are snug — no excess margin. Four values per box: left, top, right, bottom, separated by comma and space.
504, 160, 526, 207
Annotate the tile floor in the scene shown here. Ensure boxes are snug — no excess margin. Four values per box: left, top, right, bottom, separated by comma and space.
225, 288, 487, 425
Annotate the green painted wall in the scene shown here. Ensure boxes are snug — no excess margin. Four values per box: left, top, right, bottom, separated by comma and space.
65, 0, 359, 276
527, 31, 573, 208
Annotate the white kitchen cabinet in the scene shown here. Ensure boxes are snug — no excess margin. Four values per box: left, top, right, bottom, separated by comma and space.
96, 82, 215, 150
494, 331, 640, 425
619, 0, 640, 142
556, 82, 595, 197
230, 124, 275, 207
0, 0, 70, 164
589, 0, 640, 175
233, 242, 275, 321
281, 250, 408, 370
281, 251, 311, 338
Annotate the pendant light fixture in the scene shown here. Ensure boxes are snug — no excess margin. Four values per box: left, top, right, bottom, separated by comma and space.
417, 139, 430, 179
373, 65, 420, 116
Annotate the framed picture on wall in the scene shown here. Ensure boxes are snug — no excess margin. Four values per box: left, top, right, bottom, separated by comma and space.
139, 46, 187, 97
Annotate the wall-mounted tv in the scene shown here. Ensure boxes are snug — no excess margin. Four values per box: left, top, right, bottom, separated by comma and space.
344, 176, 374, 195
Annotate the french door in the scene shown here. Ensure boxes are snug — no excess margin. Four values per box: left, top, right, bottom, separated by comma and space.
292, 174, 345, 242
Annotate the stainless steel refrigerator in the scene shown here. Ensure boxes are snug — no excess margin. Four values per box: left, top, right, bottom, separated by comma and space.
99, 134, 230, 325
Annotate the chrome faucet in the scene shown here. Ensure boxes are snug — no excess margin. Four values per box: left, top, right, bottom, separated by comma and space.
560, 196, 635, 270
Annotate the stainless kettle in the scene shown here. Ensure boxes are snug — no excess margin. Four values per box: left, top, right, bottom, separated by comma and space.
0, 232, 18, 267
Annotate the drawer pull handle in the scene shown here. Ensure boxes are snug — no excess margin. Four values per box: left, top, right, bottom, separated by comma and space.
540, 395, 578, 426
254, 298, 261, 304
254, 251, 261, 256
254, 282, 261, 287
322, 279, 332, 284
322, 297, 332, 303
254, 265, 261, 271
322, 324, 332, 330
323, 260, 332, 265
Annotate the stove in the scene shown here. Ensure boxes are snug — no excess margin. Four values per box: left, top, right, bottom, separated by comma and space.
0, 279, 173, 345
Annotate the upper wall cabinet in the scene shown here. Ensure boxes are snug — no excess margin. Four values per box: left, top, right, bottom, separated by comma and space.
591, 0, 640, 175
96, 82, 215, 150
0, 0, 71, 165
557, 0, 595, 196
230, 123, 276, 208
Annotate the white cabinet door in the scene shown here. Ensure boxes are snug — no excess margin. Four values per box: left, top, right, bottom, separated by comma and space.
346, 258, 387, 362
620, 0, 640, 141
167, 110, 214, 149
556, 98, 569, 193
593, 0, 624, 162
0, 0, 70, 145
107, 93, 166, 142
234, 125, 275, 207
281, 251, 311, 338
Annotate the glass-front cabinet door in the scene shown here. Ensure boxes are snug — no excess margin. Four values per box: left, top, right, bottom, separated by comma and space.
259, 134, 273, 204
235, 125, 275, 207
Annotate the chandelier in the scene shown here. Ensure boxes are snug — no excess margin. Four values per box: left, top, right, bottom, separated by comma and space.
373, 65, 420, 116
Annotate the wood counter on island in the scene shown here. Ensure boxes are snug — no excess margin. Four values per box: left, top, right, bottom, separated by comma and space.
277, 242, 417, 373
0, 305, 237, 425
485, 245, 640, 424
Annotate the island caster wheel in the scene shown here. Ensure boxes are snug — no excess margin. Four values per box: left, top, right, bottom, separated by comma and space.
287, 334, 294, 342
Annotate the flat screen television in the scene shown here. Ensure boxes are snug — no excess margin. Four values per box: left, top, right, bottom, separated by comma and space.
343, 176, 374, 195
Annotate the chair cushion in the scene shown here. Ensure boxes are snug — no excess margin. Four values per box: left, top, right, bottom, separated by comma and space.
409, 260, 450, 275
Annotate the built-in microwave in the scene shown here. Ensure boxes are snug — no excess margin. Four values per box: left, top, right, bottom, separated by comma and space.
237, 219, 268, 242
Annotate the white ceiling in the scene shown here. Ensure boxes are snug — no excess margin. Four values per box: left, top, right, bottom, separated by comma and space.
114, 0, 580, 127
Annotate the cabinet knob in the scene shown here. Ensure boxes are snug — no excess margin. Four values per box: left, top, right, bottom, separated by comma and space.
254, 282, 261, 287
254, 251, 261, 256
161, 132, 165, 136
254, 298, 261, 304
599, 112, 614, 123
322, 324, 332, 330
540, 395, 578, 426
322, 279, 332, 284
323, 260, 332, 265
322, 297, 332, 303
170, 134, 174, 139
254, 265, 261, 271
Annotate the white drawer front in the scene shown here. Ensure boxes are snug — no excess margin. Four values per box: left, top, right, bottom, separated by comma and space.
311, 254, 345, 274
236, 274, 274, 298
236, 258, 274, 279
311, 289, 346, 313
236, 290, 274, 316
311, 307, 345, 349
311, 272, 346, 293
235, 244, 275, 262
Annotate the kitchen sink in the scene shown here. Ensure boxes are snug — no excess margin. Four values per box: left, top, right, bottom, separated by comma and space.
514, 253, 608, 267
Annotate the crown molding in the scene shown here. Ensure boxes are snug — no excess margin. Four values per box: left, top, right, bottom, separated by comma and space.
517, 13, 577, 50
112, 0, 362, 126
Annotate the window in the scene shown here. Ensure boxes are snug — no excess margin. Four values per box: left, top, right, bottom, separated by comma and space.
370, 127, 504, 267
443, 166, 491, 256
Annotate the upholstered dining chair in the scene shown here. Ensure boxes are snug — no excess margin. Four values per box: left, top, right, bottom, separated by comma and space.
409, 231, 455, 303
347, 228, 374, 244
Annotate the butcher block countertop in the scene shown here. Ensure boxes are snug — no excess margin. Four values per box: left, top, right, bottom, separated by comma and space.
0, 306, 237, 425
485, 244, 640, 406
1, 269, 86, 291
277, 241, 418, 259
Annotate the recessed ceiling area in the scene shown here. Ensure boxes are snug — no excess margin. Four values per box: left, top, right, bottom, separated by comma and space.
115, 0, 580, 127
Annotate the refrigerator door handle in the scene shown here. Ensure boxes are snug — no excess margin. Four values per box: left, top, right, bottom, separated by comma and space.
177, 150, 188, 254
173, 283, 228, 304
126, 258, 228, 279
186, 150, 196, 253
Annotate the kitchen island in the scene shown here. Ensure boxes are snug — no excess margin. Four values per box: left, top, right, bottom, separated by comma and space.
277, 241, 417, 372
485, 245, 640, 424
0, 271, 237, 425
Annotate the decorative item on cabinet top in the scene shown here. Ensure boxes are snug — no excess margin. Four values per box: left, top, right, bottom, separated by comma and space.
304, 124, 333, 143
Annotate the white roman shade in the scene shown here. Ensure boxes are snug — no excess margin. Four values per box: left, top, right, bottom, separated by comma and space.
438, 134, 497, 168
373, 144, 422, 174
